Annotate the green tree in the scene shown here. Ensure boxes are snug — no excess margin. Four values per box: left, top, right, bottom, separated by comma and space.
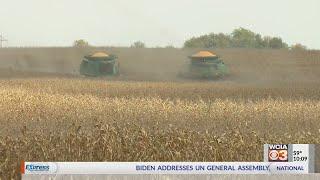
73, 39, 89, 47
269, 37, 287, 49
254, 34, 264, 48
184, 37, 198, 48
231, 27, 256, 48
184, 35, 214, 48
184, 35, 213, 48
262, 36, 272, 48
215, 33, 232, 48
131, 41, 146, 48
183, 27, 292, 49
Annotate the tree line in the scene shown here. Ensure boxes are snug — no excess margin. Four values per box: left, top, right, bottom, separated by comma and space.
184, 27, 306, 50
73, 40, 147, 48
73, 28, 307, 50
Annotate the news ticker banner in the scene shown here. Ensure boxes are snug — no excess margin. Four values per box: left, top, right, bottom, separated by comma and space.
22, 162, 310, 175
21, 144, 319, 175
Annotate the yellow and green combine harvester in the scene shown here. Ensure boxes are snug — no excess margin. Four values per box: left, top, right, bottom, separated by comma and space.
80, 52, 120, 77
180, 51, 228, 79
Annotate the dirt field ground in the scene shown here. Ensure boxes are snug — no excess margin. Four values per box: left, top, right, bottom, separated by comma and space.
0, 48, 320, 179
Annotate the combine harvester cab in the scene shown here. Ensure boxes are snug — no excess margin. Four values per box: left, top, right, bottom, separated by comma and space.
185, 51, 228, 79
80, 52, 120, 77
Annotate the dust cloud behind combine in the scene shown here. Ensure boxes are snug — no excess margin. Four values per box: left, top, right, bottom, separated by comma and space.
0, 47, 319, 86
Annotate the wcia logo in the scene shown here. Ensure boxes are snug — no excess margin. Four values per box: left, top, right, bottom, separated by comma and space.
26, 164, 50, 172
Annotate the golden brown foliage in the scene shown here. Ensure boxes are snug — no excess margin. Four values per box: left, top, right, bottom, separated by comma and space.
0, 79, 320, 179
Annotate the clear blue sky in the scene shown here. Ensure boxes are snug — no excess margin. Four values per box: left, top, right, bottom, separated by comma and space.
0, 0, 319, 49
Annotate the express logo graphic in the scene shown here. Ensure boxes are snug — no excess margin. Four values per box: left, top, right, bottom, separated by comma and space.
26, 164, 50, 172
268, 144, 288, 162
